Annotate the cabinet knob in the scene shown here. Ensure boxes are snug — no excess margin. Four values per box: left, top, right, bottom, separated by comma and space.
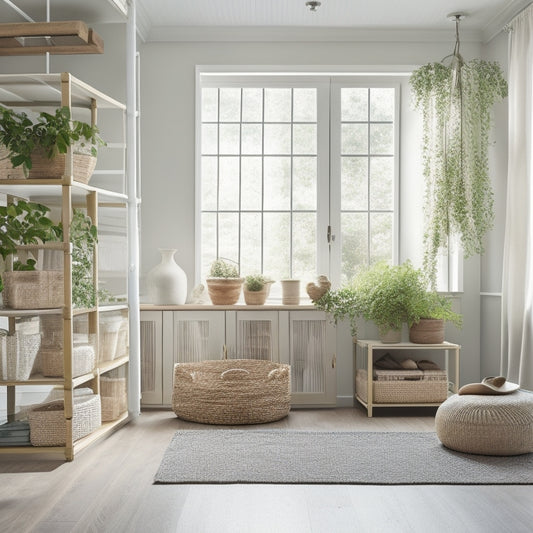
332, 354, 336, 369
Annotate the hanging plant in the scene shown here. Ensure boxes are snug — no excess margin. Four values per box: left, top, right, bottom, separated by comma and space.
410, 59, 507, 285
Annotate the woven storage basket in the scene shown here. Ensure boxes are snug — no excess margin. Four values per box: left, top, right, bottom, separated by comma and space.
0, 330, 41, 380
356, 369, 448, 404
0, 147, 96, 184
2, 271, 64, 309
41, 342, 96, 378
98, 313, 123, 362
28, 394, 101, 446
100, 377, 127, 421
206, 278, 244, 305
173, 359, 291, 425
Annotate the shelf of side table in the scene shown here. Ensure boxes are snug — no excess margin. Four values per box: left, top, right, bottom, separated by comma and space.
354, 340, 461, 417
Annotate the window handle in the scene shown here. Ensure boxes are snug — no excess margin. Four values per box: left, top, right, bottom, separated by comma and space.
327, 225, 336, 244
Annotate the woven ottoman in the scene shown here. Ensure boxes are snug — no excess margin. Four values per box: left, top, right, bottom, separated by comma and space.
172, 359, 291, 425
435, 391, 533, 456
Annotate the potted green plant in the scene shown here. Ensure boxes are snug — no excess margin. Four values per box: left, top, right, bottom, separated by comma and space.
205, 258, 244, 305
407, 291, 462, 344
0, 105, 105, 182
243, 274, 273, 305
0, 200, 98, 309
351, 261, 424, 343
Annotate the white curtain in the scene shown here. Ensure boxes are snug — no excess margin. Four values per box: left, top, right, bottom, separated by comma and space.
501, 4, 533, 390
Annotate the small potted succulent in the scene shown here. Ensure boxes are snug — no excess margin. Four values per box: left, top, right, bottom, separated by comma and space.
205, 258, 244, 305
243, 274, 273, 305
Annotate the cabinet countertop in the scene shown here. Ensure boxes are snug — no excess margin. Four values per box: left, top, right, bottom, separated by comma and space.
140, 303, 317, 311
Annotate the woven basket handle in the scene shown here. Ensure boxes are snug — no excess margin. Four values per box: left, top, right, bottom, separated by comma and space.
221, 368, 250, 380
268, 367, 288, 380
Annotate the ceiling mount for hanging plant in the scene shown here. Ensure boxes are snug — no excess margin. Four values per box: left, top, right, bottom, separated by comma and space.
0, 20, 103, 56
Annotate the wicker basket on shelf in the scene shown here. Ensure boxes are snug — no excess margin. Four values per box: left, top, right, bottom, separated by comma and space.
2, 271, 64, 309
28, 393, 101, 446
100, 377, 127, 422
0, 330, 41, 380
0, 147, 96, 184
356, 368, 448, 404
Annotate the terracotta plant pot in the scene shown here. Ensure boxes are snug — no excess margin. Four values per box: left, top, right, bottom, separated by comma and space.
409, 318, 445, 344
206, 278, 244, 305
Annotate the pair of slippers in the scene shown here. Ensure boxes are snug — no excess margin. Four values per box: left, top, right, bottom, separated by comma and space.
458, 376, 520, 395
374, 353, 441, 371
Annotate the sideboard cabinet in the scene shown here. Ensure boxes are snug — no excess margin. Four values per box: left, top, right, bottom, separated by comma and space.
140, 306, 336, 408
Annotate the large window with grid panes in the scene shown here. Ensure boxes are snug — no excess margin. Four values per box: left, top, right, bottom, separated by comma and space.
196, 74, 400, 294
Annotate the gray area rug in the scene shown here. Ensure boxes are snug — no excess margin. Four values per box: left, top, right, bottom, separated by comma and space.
154, 429, 533, 485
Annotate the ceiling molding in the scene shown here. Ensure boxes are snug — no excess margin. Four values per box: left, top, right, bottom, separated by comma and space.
482, 0, 532, 42
144, 26, 483, 43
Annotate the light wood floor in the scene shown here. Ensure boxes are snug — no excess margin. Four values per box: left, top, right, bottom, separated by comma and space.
1, 406, 532, 533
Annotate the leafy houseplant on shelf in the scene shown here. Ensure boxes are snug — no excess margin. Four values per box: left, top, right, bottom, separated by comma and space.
243, 274, 273, 305
205, 259, 244, 305
407, 291, 462, 344
0, 105, 105, 182
0, 200, 98, 309
350, 261, 424, 343
314, 286, 360, 338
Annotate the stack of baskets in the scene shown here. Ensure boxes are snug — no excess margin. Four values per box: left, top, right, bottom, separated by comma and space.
99, 312, 128, 362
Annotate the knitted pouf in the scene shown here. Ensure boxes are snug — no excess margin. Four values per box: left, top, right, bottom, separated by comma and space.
435, 391, 533, 456
172, 359, 291, 425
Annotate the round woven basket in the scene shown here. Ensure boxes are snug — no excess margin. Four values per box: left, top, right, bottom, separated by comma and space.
172, 359, 291, 425
409, 318, 444, 344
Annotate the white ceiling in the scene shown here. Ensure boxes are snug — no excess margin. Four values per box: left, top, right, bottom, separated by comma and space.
0, 0, 530, 43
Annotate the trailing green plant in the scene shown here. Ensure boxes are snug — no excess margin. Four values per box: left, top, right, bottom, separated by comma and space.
244, 274, 272, 292
0, 200, 61, 267
54, 209, 98, 309
0, 105, 105, 176
410, 59, 507, 286
314, 286, 360, 337
208, 258, 240, 278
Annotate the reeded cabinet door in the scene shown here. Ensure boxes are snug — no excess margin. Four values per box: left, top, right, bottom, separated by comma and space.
161, 311, 226, 404
280, 310, 336, 407
226, 310, 279, 361
140, 311, 163, 405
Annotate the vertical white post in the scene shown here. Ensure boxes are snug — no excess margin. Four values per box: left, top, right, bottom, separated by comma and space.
126, 0, 141, 416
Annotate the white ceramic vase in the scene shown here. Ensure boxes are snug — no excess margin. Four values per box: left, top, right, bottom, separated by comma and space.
148, 249, 187, 305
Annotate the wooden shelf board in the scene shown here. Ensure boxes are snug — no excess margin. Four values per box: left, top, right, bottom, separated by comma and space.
99, 356, 129, 375
0, 22, 103, 56
0, 374, 64, 386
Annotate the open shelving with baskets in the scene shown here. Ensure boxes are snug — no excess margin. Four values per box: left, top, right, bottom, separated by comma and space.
354, 339, 461, 417
0, 73, 130, 460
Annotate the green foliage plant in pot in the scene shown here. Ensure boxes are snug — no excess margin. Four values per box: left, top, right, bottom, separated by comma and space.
410, 60, 507, 286
0, 105, 105, 182
407, 291, 462, 344
205, 258, 244, 305
351, 261, 425, 343
243, 274, 274, 305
